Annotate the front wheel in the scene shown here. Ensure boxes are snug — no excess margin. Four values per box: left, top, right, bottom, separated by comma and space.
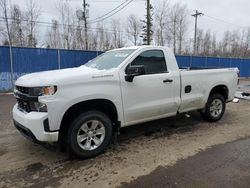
200, 94, 226, 122
67, 111, 113, 158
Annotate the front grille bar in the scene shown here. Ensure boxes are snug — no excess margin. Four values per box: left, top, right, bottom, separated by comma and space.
14, 86, 38, 113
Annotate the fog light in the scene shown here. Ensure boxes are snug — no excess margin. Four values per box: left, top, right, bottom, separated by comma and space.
33, 102, 47, 112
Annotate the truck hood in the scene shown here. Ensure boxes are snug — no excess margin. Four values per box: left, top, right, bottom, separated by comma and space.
15, 66, 117, 87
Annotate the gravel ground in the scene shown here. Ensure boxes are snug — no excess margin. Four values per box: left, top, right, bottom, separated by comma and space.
120, 137, 250, 188
0, 85, 250, 188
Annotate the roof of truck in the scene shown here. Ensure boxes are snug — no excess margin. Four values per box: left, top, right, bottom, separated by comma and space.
110, 45, 169, 51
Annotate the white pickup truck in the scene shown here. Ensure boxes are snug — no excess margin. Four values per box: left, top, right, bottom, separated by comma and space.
13, 46, 238, 158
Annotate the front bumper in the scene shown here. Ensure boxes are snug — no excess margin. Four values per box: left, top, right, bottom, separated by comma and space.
12, 104, 59, 142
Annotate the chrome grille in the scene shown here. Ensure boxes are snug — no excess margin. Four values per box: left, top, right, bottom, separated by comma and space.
16, 86, 30, 95
16, 98, 31, 113
15, 85, 31, 113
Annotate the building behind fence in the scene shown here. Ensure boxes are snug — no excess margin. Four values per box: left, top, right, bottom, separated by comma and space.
1, 46, 250, 91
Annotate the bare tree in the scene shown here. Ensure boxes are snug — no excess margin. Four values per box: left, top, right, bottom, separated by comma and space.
166, 3, 187, 54
95, 22, 105, 51
167, 5, 178, 53
74, 23, 83, 49
202, 30, 212, 55
57, 1, 76, 49
242, 28, 250, 57
110, 19, 124, 48
46, 19, 62, 48
94, 22, 113, 51
89, 31, 98, 50
25, 0, 41, 47
196, 29, 203, 54
0, 24, 4, 41
220, 31, 230, 56
194, 28, 250, 58
58, 1, 68, 49
10, 5, 25, 46
176, 4, 188, 54
126, 14, 141, 45
183, 38, 193, 55
103, 30, 112, 51
230, 31, 241, 57
154, 0, 169, 46
211, 33, 217, 56
0, 0, 12, 45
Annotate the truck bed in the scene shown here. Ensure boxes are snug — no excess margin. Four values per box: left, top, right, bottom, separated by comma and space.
178, 67, 238, 113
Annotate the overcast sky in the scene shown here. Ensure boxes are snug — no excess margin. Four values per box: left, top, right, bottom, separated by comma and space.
10, 0, 250, 44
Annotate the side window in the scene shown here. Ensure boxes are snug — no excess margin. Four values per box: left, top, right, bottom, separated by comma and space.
131, 50, 167, 74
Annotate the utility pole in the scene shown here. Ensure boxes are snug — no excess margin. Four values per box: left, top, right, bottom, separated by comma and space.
192, 10, 203, 55
2, 0, 14, 88
83, 0, 89, 50
146, 0, 150, 45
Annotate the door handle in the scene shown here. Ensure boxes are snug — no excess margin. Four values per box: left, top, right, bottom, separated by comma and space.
163, 79, 173, 83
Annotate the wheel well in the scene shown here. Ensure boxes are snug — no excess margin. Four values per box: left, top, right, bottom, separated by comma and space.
209, 85, 229, 100
59, 99, 119, 145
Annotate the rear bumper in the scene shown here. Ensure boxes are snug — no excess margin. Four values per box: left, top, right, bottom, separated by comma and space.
12, 104, 59, 142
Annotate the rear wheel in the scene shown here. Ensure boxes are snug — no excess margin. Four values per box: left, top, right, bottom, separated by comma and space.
67, 111, 113, 158
201, 94, 226, 122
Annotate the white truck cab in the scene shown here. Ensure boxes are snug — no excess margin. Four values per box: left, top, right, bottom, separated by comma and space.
13, 46, 238, 158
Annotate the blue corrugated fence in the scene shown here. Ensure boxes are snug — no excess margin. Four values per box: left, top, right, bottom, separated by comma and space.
1, 46, 250, 91
0, 46, 101, 91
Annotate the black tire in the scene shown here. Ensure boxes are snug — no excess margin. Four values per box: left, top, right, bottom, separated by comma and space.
200, 93, 226, 122
67, 111, 113, 158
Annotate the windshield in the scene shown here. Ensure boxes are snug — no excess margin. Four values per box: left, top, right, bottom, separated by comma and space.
84, 49, 135, 70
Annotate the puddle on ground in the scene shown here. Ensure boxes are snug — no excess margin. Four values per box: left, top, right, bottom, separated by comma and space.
26, 162, 46, 172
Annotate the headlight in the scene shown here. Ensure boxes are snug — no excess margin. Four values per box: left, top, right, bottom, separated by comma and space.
32, 86, 57, 96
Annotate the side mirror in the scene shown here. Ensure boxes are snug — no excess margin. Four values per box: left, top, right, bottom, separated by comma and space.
125, 65, 145, 82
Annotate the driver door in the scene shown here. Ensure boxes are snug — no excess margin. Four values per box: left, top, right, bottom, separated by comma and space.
120, 50, 179, 126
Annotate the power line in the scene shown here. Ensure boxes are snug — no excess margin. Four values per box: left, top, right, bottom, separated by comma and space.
0, 18, 127, 34
88, 0, 135, 24
203, 14, 247, 28
89, 0, 130, 22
